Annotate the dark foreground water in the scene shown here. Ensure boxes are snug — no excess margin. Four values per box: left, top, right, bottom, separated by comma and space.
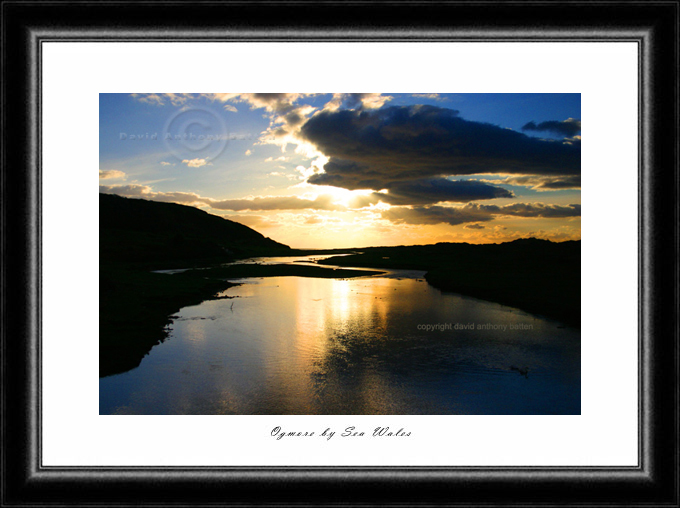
100, 258, 580, 415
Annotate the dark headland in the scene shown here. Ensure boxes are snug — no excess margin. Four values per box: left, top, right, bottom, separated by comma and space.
100, 193, 580, 377
317, 240, 580, 329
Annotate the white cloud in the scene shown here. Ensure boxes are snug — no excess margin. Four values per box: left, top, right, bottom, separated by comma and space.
99, 170, 126, 180
207, 93, 315, 114
163, 93, 191, 106
323, 93, 393, 112
129, 93, 164, 106
132, 93, 316, 114
181, 158, 210, 168
268, 172, 298, 180
295, 165, 318, 180
130, 93, 193, 106
265, 156, 288, 163
411, 93, 447, 101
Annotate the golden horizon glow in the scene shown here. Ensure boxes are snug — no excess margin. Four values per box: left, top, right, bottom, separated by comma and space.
101, 93, 581, 249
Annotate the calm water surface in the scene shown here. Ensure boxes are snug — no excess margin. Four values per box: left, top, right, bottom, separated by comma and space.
100, 256, 580, 415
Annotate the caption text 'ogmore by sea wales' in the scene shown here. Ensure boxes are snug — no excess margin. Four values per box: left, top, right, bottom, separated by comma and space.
271, 426, 411, 441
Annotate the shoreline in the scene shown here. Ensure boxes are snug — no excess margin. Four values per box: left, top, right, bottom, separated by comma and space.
100, 262, 385, 378
317, 243, 580, 328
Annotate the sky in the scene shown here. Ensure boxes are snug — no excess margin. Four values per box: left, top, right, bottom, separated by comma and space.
100, 93, 581, 249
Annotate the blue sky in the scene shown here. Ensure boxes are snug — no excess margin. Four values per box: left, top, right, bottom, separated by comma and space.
100, 93, 581, 248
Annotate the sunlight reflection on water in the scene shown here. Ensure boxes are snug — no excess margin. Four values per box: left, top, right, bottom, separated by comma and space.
100, 261, 580, 415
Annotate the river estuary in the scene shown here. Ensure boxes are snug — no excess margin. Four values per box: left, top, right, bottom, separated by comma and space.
100, 255, 580, 415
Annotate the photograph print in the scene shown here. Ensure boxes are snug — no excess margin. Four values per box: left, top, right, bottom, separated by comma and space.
99, 93, 581, 415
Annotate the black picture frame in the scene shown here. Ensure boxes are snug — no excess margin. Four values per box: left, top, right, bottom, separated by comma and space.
2, 1, 678, 505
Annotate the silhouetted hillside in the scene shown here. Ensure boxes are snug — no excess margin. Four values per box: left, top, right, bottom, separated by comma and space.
100, 193, 289, 268
99, 193, 290, 377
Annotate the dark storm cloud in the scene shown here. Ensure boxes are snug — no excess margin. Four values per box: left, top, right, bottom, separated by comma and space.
300, 105, 580, 191
464, 223, 486, 230
498, 175, 581, 191
382, 205, 495, 226
374, 178, 513, 206
344, 179, 513, 208
521, 118, 581, 138
538, 176, 580, 190
494, 202, 581, 218
382, 202, 580, 226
